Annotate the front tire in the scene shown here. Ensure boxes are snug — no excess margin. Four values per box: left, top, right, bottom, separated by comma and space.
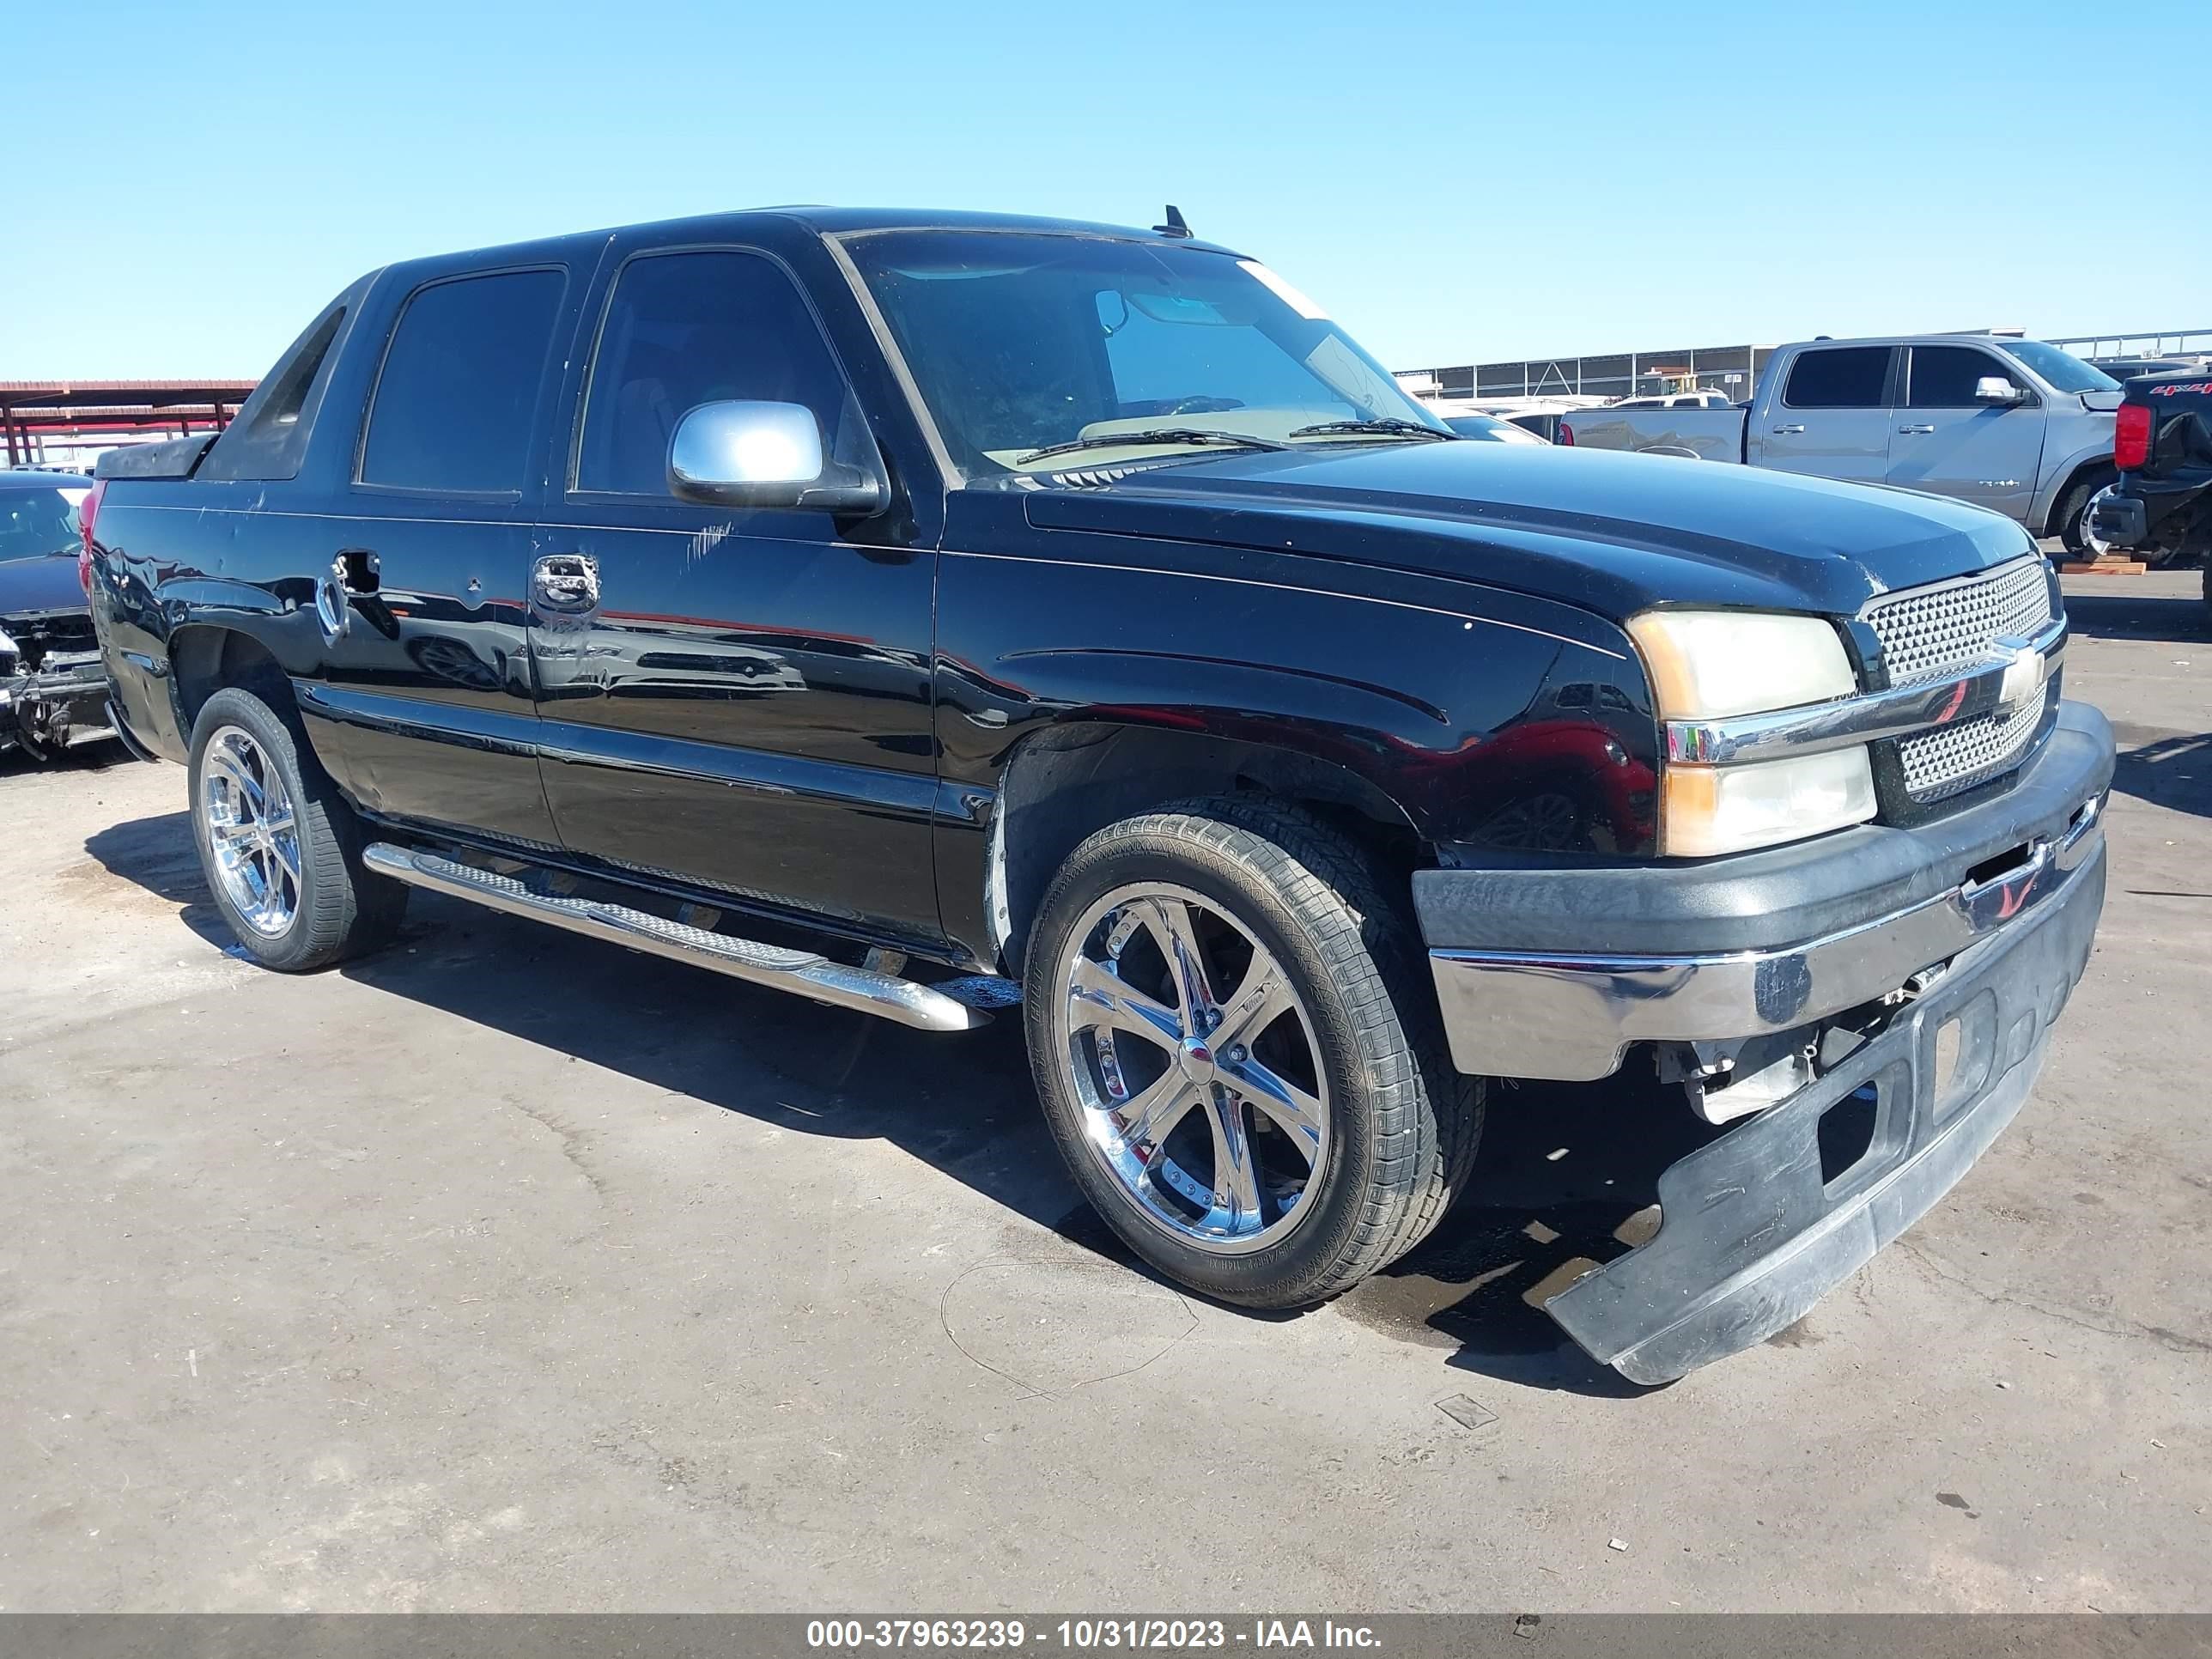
187, 686, 405, 971
1023, 799, 1483, 1310
2056, 469, 2116, 559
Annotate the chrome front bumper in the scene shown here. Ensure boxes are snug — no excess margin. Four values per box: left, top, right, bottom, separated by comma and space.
1422, 700, 2114, 1084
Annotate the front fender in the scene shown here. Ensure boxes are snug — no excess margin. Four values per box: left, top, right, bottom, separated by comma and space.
930, 533, 1656, 964
2033, 438, 2118, 535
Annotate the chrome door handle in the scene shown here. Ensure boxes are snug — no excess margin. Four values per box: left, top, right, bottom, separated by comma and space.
532, 553, 599, 615
1772, 423, 1806, 434
1899, 423, 1936, 434
314, 563, 349, 641
313, 549, 377, 641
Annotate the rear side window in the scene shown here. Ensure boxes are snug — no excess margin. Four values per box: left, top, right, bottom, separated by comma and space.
1906, 346, 2021, 408
361, 269, 565, 492
1783, 347, 1891, 410
198, 303, 348, 482
575, 250, 853, 497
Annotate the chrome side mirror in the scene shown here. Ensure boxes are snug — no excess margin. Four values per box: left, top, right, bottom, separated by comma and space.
667, 400, 885, 514
1974, 375, 2027, 405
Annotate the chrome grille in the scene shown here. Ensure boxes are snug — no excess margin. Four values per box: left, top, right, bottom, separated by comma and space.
1863, 556, 2053, 687
1896, 690, 2051, 802
1863, 557, 2062, 805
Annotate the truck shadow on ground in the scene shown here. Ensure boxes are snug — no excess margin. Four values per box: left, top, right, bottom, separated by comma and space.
0, 742, 146, 782
2046, 588, 2212, 824
1340, 1071, 1724, 1396
2108, 725, 2212, 825
87, 807, 1711, 1398
2060, 585, 2208, 647
81, 808, 234, 944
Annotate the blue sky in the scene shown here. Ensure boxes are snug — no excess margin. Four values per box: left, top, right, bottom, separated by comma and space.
8, 0, 2206, 381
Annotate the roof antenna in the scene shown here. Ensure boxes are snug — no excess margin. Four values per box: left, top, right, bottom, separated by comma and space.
1152, 205, 1192, 239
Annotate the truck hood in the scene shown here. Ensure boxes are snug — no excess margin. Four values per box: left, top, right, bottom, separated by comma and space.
1017, 442, 2039, 618
0, 552, 89, 623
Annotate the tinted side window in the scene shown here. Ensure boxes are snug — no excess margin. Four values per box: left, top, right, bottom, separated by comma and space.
1907, 346, 2019, 408
576, 251, 852, 497
1783, 347, 1890, 410
360, 269, 564, 492
199, 303, 348, 482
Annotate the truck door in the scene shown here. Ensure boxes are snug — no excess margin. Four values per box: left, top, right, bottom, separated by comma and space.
1885, 343, 2044, 522
526, 240, 941, 942
313, 264, 572, 847
1755, 345, 1896, 485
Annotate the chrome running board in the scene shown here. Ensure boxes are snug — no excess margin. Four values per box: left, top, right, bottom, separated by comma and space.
362, 842, 991, 1033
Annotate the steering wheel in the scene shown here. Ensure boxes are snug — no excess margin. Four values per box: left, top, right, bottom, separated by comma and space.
1164, 395, 1246, 416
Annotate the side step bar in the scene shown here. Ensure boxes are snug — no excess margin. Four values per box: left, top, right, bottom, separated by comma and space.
362, 842, 991, 1033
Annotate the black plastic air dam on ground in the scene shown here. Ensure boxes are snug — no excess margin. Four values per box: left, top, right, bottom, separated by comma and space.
1546, 835, 2105, 1384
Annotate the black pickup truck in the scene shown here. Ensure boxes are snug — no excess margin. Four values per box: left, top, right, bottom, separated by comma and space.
88, 209, 2113, 1382
2089, 373, 2212, 616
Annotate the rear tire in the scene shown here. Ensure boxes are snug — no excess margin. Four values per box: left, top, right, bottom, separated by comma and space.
187, 686, 406, 971
1023, 797, 1483, 1310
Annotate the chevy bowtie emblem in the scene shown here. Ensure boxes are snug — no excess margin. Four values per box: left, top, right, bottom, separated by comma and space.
1996, 641, 2045, 708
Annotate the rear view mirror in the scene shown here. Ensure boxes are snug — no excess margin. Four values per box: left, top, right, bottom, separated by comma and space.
1124, 291, 1254, 327
1974, 376, 2027, 405
668, 401, 884, 514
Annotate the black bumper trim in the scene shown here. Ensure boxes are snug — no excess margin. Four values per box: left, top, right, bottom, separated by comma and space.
1545, 833, 2106, 1383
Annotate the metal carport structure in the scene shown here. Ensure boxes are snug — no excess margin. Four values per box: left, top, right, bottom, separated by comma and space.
0, 380, 258, 466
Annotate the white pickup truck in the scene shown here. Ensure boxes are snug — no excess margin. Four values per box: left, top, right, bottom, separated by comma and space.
1559, 335, 2123, 553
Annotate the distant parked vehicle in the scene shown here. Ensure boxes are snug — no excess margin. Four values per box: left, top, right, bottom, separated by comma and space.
1448, 397, 1604, 444
2087, 372, 2212, 593
0, 471, 112, 763
1609, 390, 1738, 411
1560, 336, 2122, 554
1437, 410, 1549, 445
2088, 356, 2207, 381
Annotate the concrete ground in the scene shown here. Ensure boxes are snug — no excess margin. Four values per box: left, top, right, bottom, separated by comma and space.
2, 572, 2207, 1613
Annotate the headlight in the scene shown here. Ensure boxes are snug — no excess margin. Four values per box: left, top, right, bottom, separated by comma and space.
1659, 749, 1876, 857
1626, 610, 1856, 718
1628, 609, 1875, 856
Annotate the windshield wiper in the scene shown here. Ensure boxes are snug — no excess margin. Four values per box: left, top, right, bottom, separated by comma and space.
1287, 418, 1459, 441
1015, 428, 1290, 465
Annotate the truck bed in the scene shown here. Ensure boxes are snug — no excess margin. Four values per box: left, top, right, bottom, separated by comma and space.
1561, 405, 1747, 462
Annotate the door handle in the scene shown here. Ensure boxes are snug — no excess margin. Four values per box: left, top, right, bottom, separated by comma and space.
1898, 423, 1936, 434
532, 553, 599, 615
314, 549, 379, 641
1772, 423, 1806, 434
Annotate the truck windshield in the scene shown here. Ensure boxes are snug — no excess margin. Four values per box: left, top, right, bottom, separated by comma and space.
842, 231, 1448, 475
2003, 341, 2120, 395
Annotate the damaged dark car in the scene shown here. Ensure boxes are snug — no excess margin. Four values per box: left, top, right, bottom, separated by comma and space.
0, 471, 113, 763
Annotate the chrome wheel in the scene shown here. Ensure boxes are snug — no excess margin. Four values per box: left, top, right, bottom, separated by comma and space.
2080, 484, 2118, 557
1053, 882, 1329, 1255
198, 725, 302, 938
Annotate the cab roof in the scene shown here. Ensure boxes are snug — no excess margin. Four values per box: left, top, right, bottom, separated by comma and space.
385, 206, 1246, 284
